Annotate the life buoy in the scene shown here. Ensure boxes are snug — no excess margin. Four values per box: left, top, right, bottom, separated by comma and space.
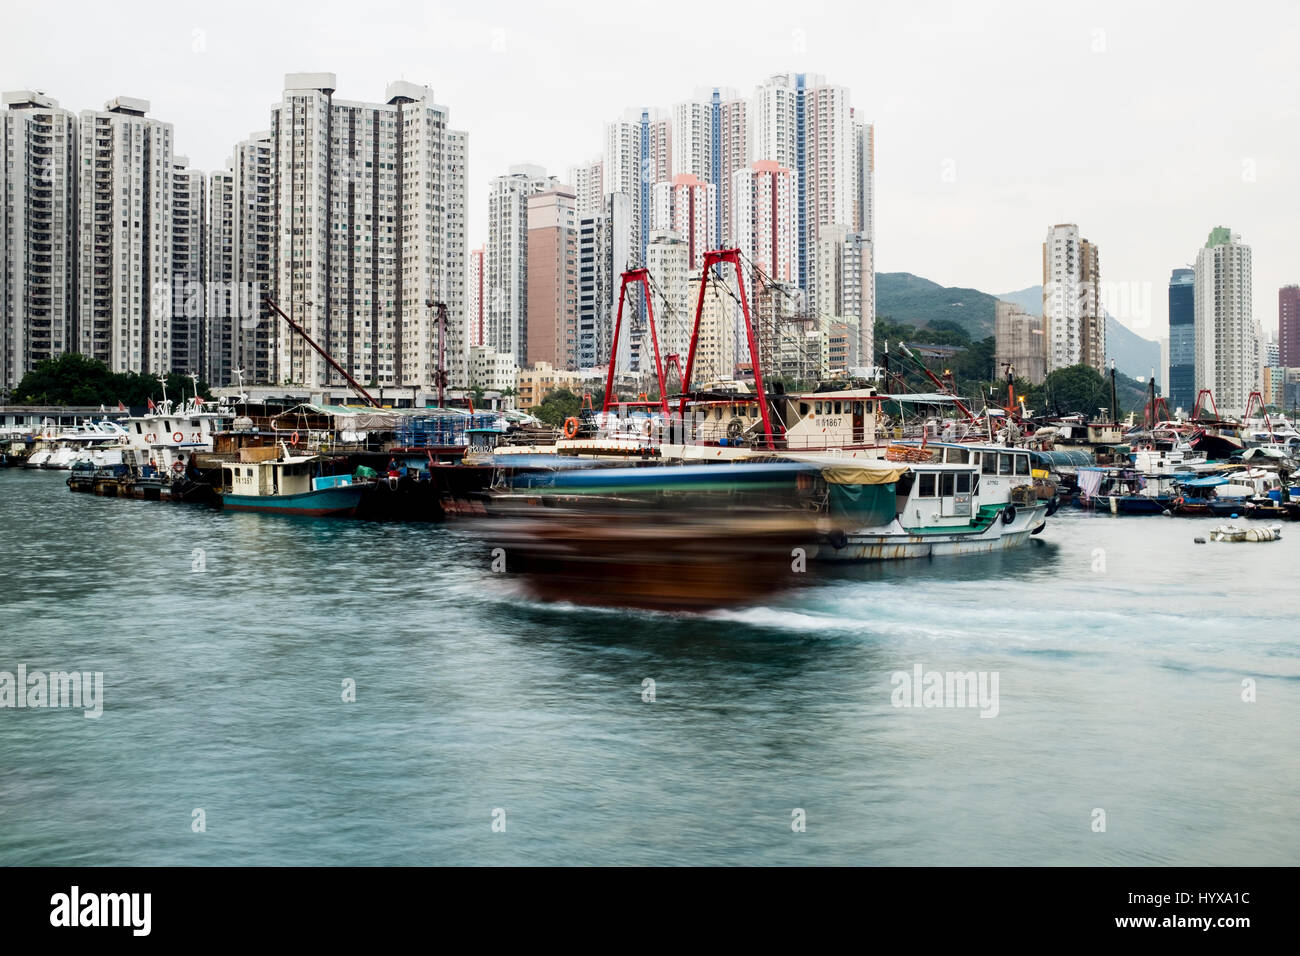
172, 431, 184, 443
1173, 496, 1185, 507
291, 431, 300, 446
1002, 504, 1016, 524
172, 460, 185, 473
562, 417, 579, 439
146, 433, 156, 444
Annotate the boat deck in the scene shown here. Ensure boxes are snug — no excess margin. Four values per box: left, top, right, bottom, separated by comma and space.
904, 504, 1003, 536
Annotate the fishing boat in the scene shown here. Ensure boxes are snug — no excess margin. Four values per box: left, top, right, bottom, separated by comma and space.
216, 447, 370, 517
479, 459, 829, 610
810, 446, 1049, 560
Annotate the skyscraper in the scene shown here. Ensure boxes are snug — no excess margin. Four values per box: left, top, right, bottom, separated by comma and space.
1279, 285, 1300, 368
270, 74, 468, 391
1041, 224, 1104, 373
603, 108, 670, 269
750, 73, 858, 310
525, 188, 578, 369
576, 192, 632, 371
1, 91, 78, 389
567, 158, 603, 220
1194, 226, 1259, 416
76, 96, 175, 376
170, 157, 206, 377
485, 163, 557, 365
1167, 268, 1196, 412
732, 161, 797, 296
651, 174, 715, 270
466, 247, 484, 348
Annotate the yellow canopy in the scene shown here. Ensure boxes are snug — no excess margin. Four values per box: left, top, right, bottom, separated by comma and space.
822, 465, 909, 485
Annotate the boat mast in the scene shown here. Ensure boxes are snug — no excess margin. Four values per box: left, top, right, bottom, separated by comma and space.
678, 248, 775, 450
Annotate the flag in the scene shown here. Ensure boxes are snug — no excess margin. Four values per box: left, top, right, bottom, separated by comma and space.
147, 398, 155, 411
194, 396, 205, 406
117, 401, 126, 411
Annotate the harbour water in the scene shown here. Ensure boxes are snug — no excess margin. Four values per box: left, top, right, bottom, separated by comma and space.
1, 468, 1297, 865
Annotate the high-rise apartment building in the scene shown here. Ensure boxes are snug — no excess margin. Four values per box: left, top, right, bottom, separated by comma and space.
525, 188, 578, 369
1041, 223, 1104, 373
1279, 285, 1300, 368
466, 247, 484, 348
1167, 267, 1196, 412
750, 73, 858, 308
603, 108, 670, 268
1194, 226, 1260, 416
994, 301, 1046, 385
485, 163, 556, 366
77, 97, 175, 376
270, 74, 468, 391
855, 121, 874, 241
206, 131, 274, 388
568, 158, 603, 221
576, 192, 632, 371
644, 231, 693, 367
651, 174, 715, 270
170, 158, 206, 377
732, 161, 797, 298
1, 91, 78, 389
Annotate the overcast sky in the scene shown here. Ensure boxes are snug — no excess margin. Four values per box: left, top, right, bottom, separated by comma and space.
6, 0, 1298, 340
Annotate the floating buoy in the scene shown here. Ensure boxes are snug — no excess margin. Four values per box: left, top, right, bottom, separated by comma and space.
1194, 537, 1206, 544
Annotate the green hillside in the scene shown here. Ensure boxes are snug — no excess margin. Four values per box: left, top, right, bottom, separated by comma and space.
876, 272, 999, 338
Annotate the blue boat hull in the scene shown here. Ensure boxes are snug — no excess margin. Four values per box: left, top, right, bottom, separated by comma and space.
220, 485, 365, 517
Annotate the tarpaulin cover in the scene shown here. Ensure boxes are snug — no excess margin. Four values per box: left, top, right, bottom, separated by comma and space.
821, 465, 910, 485
827, 481, 898, 527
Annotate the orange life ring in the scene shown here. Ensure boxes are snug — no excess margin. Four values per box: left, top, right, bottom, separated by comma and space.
291, 430, 300, 446
146, 433, 156, 444
562, 417, 579, 439
172, 460, 185, 473
1173, 496, 1185, 507
172, 431, 184, 443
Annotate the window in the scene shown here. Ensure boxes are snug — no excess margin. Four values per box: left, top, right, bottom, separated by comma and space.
1016, 455, 1031, 476
919, 473, 936, 497
945, 447, 969, 464
982, 454, 997, 475
999, 454, 1014, 475
940, 473, 955, 497
956, 473, 971, 494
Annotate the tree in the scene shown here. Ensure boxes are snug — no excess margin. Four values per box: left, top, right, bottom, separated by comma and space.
531, 388, 583, 426
1039, 364, 1111, 418
13, 354, 213, 407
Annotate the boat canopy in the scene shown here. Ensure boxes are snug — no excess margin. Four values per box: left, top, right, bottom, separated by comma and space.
821, 464, 910, 485
1028, 449, 1095, 469
878, 393, 967, 404
1181, 475, 1229, 488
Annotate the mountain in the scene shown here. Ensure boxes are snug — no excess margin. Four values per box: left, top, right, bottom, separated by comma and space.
994, 284, 1162, 385
875, 273, 999, 339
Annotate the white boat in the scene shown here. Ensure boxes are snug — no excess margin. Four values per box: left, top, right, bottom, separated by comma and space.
26, 448, 53, 468
810, 444, 1052, 561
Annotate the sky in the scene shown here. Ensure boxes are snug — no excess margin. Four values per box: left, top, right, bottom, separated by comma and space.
5, 0, 1298, 341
